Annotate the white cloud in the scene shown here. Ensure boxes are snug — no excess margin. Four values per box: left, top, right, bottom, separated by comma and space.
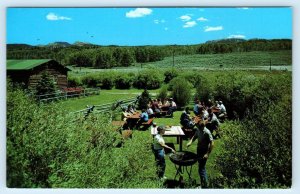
154, 19, 166, 24
197, 17, 208, 22
46, 13, 71, 21
204, 26, 223, 32
228, 34, 246, 39
183, 21, 197, 28
238, 7, 249, 10
180, 15, 192, 21
126, 8, 152, 18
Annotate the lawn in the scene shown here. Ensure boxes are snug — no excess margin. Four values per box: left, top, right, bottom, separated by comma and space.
58, 90, 222, 187
57, 88, 160, 112
129, 110, 224, 188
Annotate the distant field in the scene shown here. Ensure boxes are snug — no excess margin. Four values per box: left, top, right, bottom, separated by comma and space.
134, 50, 292, 69
68, 50, 292, 75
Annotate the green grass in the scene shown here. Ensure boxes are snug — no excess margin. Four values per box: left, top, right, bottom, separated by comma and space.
130, 110, 224, 187
68, 50, 291, 75
57, 88, 160, 112
131, 50, 292, 69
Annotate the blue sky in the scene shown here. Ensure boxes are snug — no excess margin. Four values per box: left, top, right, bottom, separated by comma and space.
7, 7, 292, 46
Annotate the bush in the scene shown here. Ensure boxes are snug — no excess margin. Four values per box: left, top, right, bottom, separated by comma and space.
138, 89, 151, 110
211, 72, 292, 188
101, 76, 115, 90
35, 72, 56, 95
194, 75, 212, 103
115, 74, 132, 89
68, 76, 83, 87
7, 86, 160, 188
81, 74, 101, 88
170, 77, 193, 108
164, 68, 178, 83
132, 70, 163, 90
156, 85, 169, 101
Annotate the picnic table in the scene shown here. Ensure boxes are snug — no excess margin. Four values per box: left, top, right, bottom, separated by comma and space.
126, 112, 141, 119
151, 126, 185, 151
212, 107, 220, 113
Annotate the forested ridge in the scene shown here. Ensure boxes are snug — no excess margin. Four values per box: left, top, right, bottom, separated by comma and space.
7, 38, 292, 69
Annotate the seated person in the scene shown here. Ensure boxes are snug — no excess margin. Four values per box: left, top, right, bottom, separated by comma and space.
206, 99, 213, 109
167, 98, 177, 117
157, 99, 163, 109
180, 107, 195, 129
121, 107, 132, 121
136, 109, 149, 128
193, 100, 201, 116
218, 101, 227, 120
127, 104, 136, 114
147, 105, 154, 118
151, 99, 161, 113
202, 107, 209, 120
206, 108, 221, 139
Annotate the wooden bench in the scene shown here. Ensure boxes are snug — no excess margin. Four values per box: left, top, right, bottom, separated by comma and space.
142, 118, 154, 126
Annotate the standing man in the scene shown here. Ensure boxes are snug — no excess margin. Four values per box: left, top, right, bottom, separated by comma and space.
187, 120, 214, 188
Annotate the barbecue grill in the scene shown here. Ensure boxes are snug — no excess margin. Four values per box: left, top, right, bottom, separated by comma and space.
169, 151, 198, 182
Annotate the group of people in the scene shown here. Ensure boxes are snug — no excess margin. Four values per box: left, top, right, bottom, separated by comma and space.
193, 99, 227, 121
147, 98, 177, 118
123, 98, 226, 188
180, 99, 228, 139
121, 104, 149, 130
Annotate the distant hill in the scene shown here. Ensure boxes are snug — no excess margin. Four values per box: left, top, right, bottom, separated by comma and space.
43, 42, 72, 48
7, 44, 33, 49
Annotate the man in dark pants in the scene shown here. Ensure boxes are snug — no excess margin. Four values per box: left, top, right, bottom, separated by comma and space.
152, 126, 176, 180
187, 120, 214, 188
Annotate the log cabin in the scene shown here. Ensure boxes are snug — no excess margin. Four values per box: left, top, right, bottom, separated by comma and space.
7, 59, 70, 89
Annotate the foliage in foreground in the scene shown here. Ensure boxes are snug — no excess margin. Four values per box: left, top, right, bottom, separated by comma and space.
211, 74, 292, 188
7, 85, 160, 188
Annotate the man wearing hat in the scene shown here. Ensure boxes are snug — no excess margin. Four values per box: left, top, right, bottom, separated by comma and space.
152, 125, 176, 180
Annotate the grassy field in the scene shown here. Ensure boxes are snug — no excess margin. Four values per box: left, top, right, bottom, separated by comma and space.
58, 89, 160, 112
109, 110, 223, 187
68, 50, 292, 76
57, 90, 222, 187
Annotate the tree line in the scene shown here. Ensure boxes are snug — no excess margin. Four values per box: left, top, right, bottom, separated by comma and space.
7, 39, 292, 68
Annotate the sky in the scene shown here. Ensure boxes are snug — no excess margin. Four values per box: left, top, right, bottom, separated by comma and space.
6, 7, 292, 46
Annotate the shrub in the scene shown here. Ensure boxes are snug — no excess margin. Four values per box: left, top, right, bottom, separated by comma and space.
81, 74, 101, 88
35, 72, 56, 95
170, 77, 193, 108
156, 85, 169, 101
211, 72, 292, 188
68, 76, 83, 87
194, 75, 213, 104
115, 74, 132, 89
164, 68, 178, 83
138, 89, 151, 110
7, 86, 160, 188
101, 76, 115, 90
132, 70, 163, 90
